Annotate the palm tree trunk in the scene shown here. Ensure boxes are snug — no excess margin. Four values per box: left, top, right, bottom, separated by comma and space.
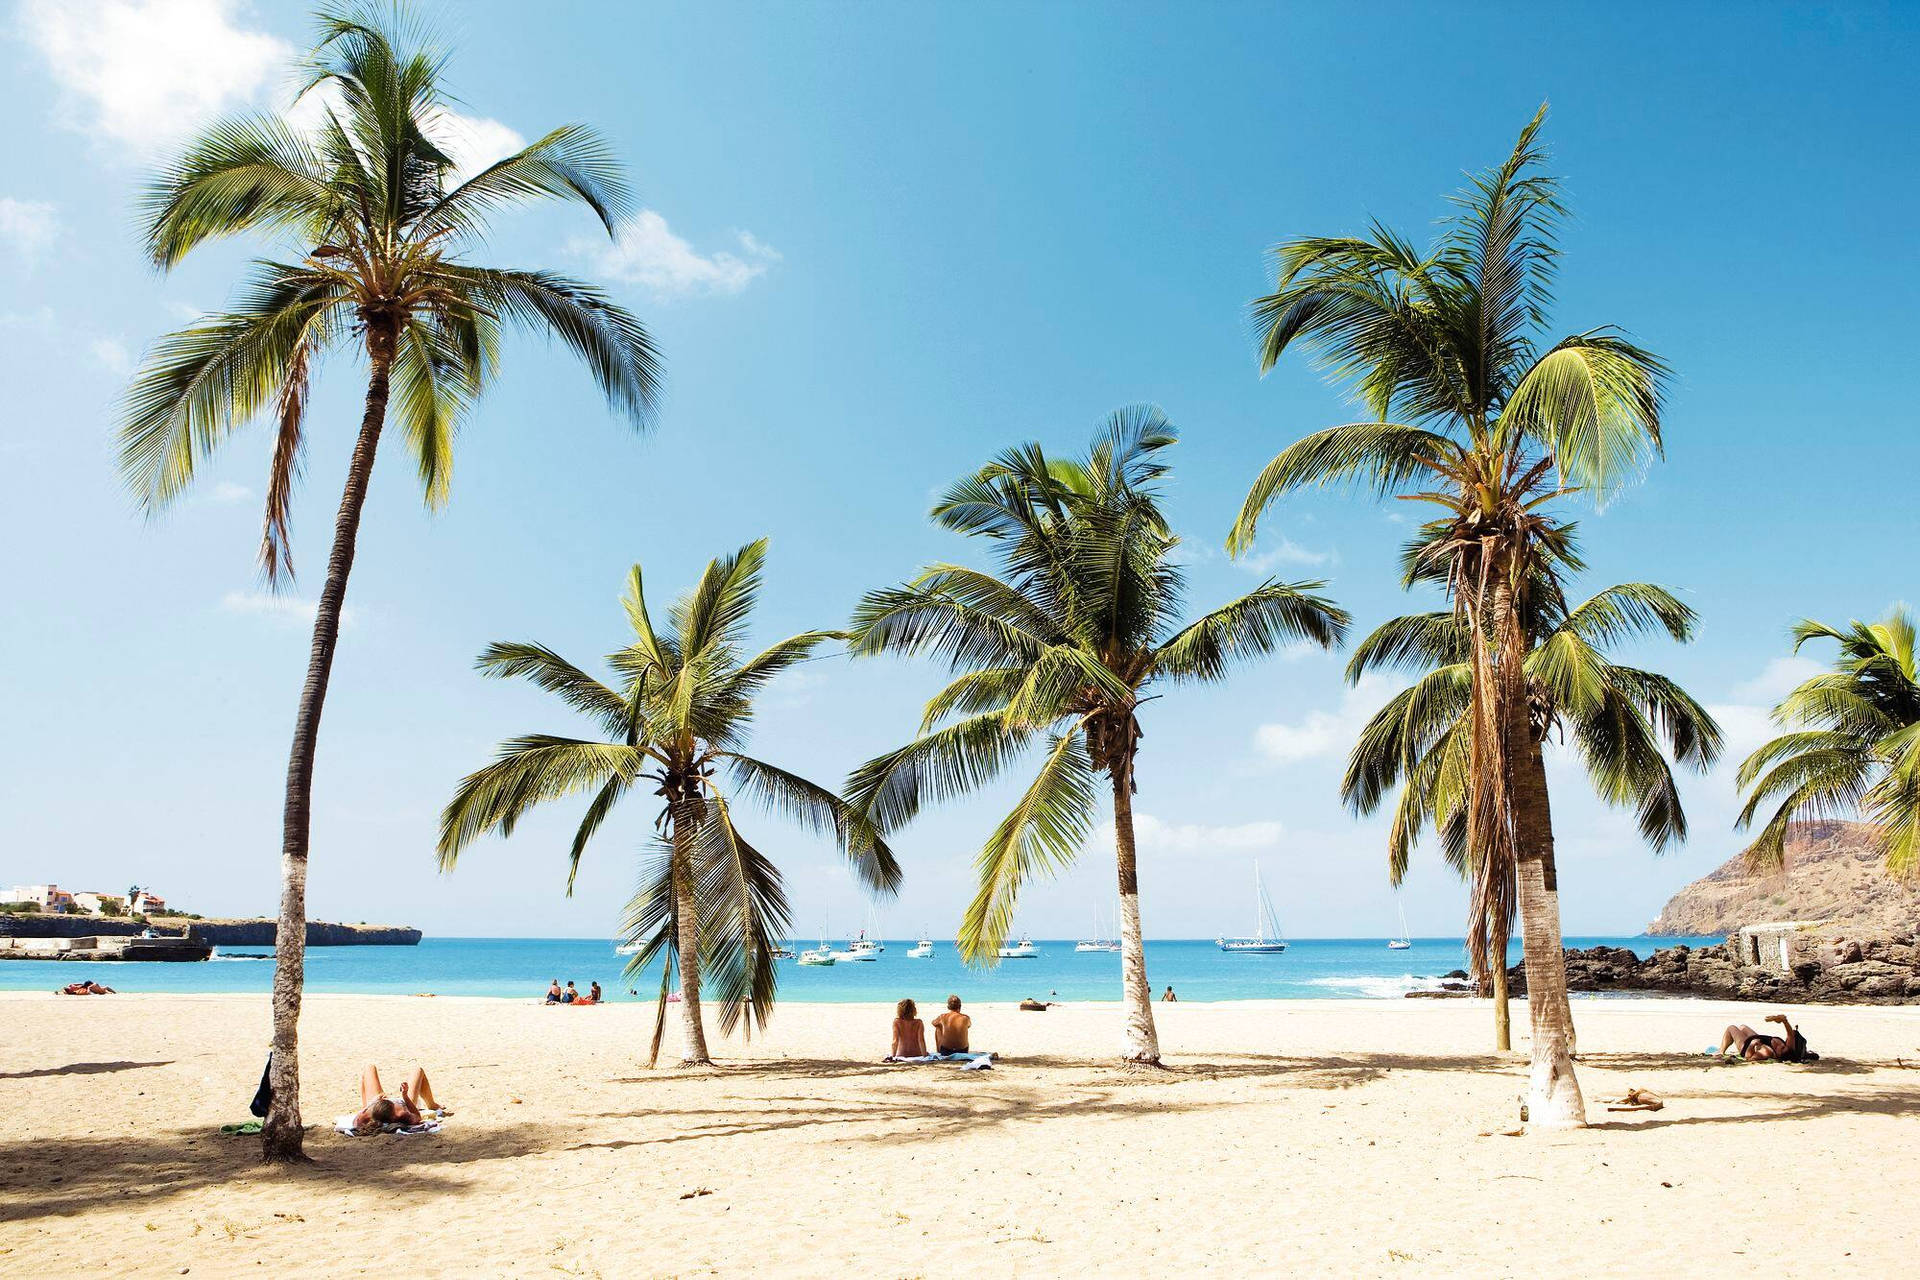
670, 795, 712, 1066
1491, 918, 1512, 1052
261, 328, 396, 1163
1110, 753, 1161, 1066
1510, 699, 1584, 1127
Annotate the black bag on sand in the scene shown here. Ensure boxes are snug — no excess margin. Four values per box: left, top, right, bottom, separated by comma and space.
250, 1053, 273, 1118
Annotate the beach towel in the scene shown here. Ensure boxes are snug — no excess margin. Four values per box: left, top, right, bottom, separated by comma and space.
333, 1108, 448, 1138
882, 1051, 994, 1071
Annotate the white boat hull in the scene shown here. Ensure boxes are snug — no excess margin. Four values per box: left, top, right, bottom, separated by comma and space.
1387, 941, 1411, 950
1216, 939, 1288, 953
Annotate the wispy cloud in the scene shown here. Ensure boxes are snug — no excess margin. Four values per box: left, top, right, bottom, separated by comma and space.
20, 0, 290, 154
1236, 536, 1332, 573
1252, 674, 1396, 766
0, 197, 59, 264
89, 337, 131, 375
209, 481, 253, 504
221, 590, 357, 630
1094, 814, 1285, 855
1729, 655, 1821, 705
578, 210, 781, 299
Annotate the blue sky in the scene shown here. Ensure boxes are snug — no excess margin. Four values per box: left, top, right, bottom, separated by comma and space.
2, 1, 1915, 941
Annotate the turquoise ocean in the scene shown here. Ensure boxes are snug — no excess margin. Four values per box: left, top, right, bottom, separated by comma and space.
0, 934, 1719, 1001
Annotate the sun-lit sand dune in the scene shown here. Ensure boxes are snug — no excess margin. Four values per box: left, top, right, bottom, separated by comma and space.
3, 992, 1916, 1276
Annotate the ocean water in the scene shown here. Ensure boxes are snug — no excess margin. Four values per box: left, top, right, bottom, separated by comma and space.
0, 934, 1722, 1001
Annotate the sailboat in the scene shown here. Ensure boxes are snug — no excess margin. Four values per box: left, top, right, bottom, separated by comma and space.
1216, 863, 1288, 953
1075, 905, 1120, 952
1388, 900, 1412, 950
798, 912, 837, 965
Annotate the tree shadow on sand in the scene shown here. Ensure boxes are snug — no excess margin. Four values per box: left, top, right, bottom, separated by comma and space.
0, 1061, 174, 1081
0, 1121, 562, 1224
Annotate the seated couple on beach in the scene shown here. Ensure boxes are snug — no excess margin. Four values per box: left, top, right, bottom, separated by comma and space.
886, 996, 992, 1068
544, 980, 601, 1005
58, 981, 116, 995
1717, 1013, 1818, 1063
340, 1064, 452, 1136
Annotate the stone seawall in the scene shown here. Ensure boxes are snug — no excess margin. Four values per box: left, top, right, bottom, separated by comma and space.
0, 916, 421, 946
1509, 930, 1920, 1004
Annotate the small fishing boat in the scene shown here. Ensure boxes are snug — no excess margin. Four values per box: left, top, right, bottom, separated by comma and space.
771, 944, 796, 959
614, 941, 642, 955
907, 934, 934, 958
997, 934, 1039, 959
846, 926, 883, 960
1216, 863, 1288, 953
797, 945, 836, 966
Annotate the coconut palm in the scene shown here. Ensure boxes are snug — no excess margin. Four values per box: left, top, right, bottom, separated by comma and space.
1737, 607, 1920, 876
1345, 555, 1721, 1048
439, 541, 900, 1065
117, 7, 659, 1160
1227, 107, 1670, 1127
846, 408, 1347, 1065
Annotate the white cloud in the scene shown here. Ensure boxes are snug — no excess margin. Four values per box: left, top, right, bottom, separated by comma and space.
210, 481, 253, 504
1088, 814, 1285, 858
580, 210, 781, 299
1729, 655, 1821, 705
89, 337, 131, 375
0, 305, 57, 332
1252, 674, 1396, 766
20, 0, 291, 153
221, 590, 356, 630
1237, 536, 1332, 573
0, 197, 59, 263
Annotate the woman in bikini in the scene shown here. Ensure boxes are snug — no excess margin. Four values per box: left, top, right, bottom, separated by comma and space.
889, 998, 928, 1058
348, 1064, 447, 1135
1719, 1013, 1817, 1062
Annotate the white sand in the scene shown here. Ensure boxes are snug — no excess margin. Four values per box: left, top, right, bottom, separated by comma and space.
3, 991, 1917, 1277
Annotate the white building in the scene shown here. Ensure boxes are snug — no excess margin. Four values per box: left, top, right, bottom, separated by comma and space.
132, 889, 167, 915
70, 891, 128, 916
4, 885, 74, 911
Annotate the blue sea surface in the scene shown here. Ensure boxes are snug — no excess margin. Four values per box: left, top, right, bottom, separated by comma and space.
0, 935, 1723, 1001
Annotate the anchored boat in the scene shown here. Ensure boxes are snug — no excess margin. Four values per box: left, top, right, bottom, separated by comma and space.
1216, 863, 1288, 953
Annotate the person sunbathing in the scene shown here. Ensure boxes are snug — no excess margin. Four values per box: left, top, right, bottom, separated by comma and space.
1719, 1013, 1817, 1062
585, 982, 602, 1004
931, 995, 970, 1053
561, 982, 579, 1004
58, 981, 116, 995
890, 998, 927, 1058
544, 980, 563, 1004
348, 1064, 447, 1135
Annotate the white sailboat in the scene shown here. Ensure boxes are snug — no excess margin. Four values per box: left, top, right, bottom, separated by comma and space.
1388, 900, 1412, 950
1216, 863, 1288, 953
1075, 905, 1120, 952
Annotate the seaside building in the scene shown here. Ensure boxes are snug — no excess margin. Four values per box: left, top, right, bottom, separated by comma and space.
69, 891, 128, 916
131, 889, 166, 914
3, 885, 73, 911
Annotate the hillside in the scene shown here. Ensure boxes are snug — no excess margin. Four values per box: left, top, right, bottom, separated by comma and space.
1646, 820, 1920, 935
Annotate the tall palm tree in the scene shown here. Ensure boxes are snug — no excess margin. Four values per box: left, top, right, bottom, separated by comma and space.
1227, 107, 1669, 1127
847, 408, 1347, 1065
117, 7, 659, 1160
1345, 556, 1721, 1048
1737, 607, 1920, 876
439, 542, 901, 1065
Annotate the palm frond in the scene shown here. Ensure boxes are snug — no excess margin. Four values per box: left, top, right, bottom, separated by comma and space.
957, 730, 1096, 964
722, 753, 902, 895
1154, 580, 1349, 683
1228, 423, 1453, 555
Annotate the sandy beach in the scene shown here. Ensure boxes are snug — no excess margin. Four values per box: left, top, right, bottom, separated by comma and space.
4, 993, 1918, 1277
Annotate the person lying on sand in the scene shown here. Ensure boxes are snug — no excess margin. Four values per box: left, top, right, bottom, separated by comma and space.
1019, 997, 1054, 1011
58, 981, 116, 995
891, 998, 928, 1058
1718, 1014, 1818, 1062
349, 1064, 448, 1135
932, 995, 970, 1053
544, 980, 563, 1004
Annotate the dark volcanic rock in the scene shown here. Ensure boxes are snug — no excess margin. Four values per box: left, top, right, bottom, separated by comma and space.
0, 916, 420, 946
1505, 929, 1920, 1005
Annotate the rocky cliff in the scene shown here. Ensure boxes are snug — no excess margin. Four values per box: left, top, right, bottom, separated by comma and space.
1511, 932, 1920, 1005
1646, 820, 1920, 935
0, 916, 420, 946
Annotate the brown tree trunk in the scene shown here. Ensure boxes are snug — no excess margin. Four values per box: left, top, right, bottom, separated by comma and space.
1491, 917, 1512, 1052
1110, 752, 1161, 1066
261, 327, 396, 1163
1509, 693, 1584, 1127
670, 794, 712, 1066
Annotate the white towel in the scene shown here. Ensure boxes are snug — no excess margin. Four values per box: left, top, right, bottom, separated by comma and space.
334, 1109, 446, 1137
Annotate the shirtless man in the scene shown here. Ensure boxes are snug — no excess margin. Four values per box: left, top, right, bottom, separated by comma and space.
931, 995, 970, 1054
349, 1064, 445, 1135
1719, 1013, 1817, 1062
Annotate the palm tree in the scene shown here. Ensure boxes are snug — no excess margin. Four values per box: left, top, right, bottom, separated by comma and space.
847, 408, 1347, 1065
1227, 106, 1669, 1127
1737, 607, 1920, 876
1345, 555, 1721, 1048
439, 541, 901, 1065
117, 7, 659, 1160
